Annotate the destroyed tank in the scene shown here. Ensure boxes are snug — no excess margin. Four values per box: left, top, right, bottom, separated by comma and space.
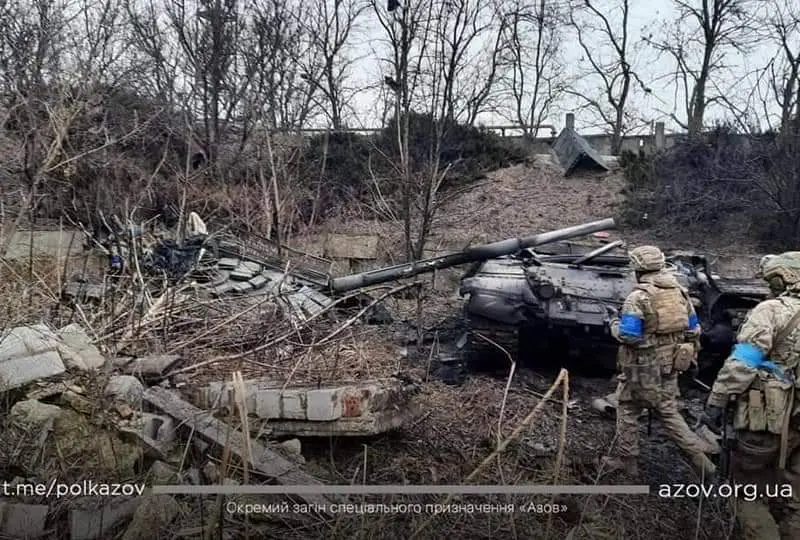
457, 239, 770, 374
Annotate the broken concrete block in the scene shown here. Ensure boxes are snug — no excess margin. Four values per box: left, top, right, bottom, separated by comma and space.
280, 438, 302, 455
61, 390, 94, 414
118, 413, 175, 460
0, 325, 66, 390
140, 413, 176, 443
70, 499, 139, 540
204, 380, 257, 413
10, 399, 64, 426
147, 461, 179, 484
56, 323, 105, 371
104, 375, 144, 407
211, 282, 235, 296
254, 389, 281, 419
249, 274, 268, 289
123, 354, 181, 379
306, 388, 343, 421
241, 261, 262, 273
120, 495, 181, 540
233, 281, 254, 293
230, 269, 254, 281
281, 391, 306, 420
0, 502, 49, 538
217, 257, 240, 269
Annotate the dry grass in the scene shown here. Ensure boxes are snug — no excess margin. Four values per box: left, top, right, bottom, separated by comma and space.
0, 160, 747, 539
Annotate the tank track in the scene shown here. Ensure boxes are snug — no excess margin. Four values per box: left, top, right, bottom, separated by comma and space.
461, 314, 520, 366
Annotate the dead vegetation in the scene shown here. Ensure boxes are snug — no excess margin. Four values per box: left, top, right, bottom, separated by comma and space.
2, 0, 789, 538
0, 158, 746, 539
621, 126, 800, 252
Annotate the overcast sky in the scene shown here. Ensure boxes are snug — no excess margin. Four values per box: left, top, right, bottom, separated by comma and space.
339, 0, 786, 136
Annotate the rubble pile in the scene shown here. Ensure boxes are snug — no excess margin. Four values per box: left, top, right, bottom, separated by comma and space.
0, 213, 428, 538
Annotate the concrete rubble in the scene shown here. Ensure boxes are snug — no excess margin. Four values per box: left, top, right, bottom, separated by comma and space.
0, 323, 107, 391
0, 221, 426, 537
195, 377, 420, 436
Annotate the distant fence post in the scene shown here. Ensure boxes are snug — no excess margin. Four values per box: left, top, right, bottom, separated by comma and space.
654, 122, 665, 149
565, 113, 575, 131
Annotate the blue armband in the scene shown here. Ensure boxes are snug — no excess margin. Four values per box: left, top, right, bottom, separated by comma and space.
688, 313, 699, 330
731, 342, 787, 380
619, 313, 643, 338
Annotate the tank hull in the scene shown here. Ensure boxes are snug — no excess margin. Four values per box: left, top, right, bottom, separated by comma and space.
458, 242, 768, 375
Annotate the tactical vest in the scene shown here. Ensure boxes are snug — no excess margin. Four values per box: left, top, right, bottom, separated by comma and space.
732, 297, 800, 438
633, 283, 690, 335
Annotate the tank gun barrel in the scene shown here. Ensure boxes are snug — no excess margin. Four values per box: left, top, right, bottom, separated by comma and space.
572, 239, 624, 265
328, 217, 616, 293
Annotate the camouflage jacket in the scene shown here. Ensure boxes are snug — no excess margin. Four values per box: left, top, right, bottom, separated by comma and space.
708, 293, 800, 408
610, 270, 700, 348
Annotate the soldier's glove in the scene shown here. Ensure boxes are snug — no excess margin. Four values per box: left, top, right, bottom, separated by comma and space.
698, 404, 725, 435
603, 305, 618, 324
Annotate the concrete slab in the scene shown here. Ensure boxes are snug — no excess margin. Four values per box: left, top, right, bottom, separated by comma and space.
4, 230, 83, 260
325, 233, 379, 260
57, 323, 105, 372
217, 257, 240, 269
0, 325, 66, 390
306, 389, 343, 421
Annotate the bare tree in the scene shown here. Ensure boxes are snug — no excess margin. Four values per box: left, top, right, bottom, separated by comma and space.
567, 0, 645, 154
241, 0, 319, 130
0, 0, 67, 99
68, 0, 131, 85
645, 0, 758, 137
424, 0, 506, 126
497, 0, 565, 136
757, 3, 800, 135
370, 0, 437, 260
162, 0, 255, 169
125, 0, 183, 102
303, 0, 367, 130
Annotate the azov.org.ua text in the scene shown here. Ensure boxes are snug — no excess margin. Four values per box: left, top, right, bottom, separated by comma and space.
658, 483, 793, 502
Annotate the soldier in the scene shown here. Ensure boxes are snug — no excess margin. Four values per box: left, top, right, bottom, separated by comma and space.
603, 245, 716, 478
701, 252, 800, 539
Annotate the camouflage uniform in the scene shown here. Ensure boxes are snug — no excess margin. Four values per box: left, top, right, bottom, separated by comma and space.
604, 245, 716, 478
704, 252, 800, 539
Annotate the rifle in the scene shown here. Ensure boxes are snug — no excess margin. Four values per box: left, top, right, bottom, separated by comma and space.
719, 395, 738, 481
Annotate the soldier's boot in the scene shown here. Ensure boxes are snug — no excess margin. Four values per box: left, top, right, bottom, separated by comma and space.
599, 456, 639, 477
690, 452, 717, 480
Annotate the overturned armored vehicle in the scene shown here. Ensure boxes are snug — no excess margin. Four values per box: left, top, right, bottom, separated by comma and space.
458, 239, 769, 374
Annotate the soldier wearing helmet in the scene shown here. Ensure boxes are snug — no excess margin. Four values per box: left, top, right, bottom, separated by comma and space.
603, 245, 716, 478
701, 252, 800, 538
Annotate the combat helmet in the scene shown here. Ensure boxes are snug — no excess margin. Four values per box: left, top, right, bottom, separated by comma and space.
757, 254, 777, 278
760, 251, 800, 286
629, 245, 665, 273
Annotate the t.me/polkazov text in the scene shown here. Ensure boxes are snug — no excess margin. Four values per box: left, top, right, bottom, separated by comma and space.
658, 483, 793, 502
2, 479, 146, 498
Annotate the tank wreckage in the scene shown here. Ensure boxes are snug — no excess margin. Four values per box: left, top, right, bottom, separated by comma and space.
67, 215, 768, 374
